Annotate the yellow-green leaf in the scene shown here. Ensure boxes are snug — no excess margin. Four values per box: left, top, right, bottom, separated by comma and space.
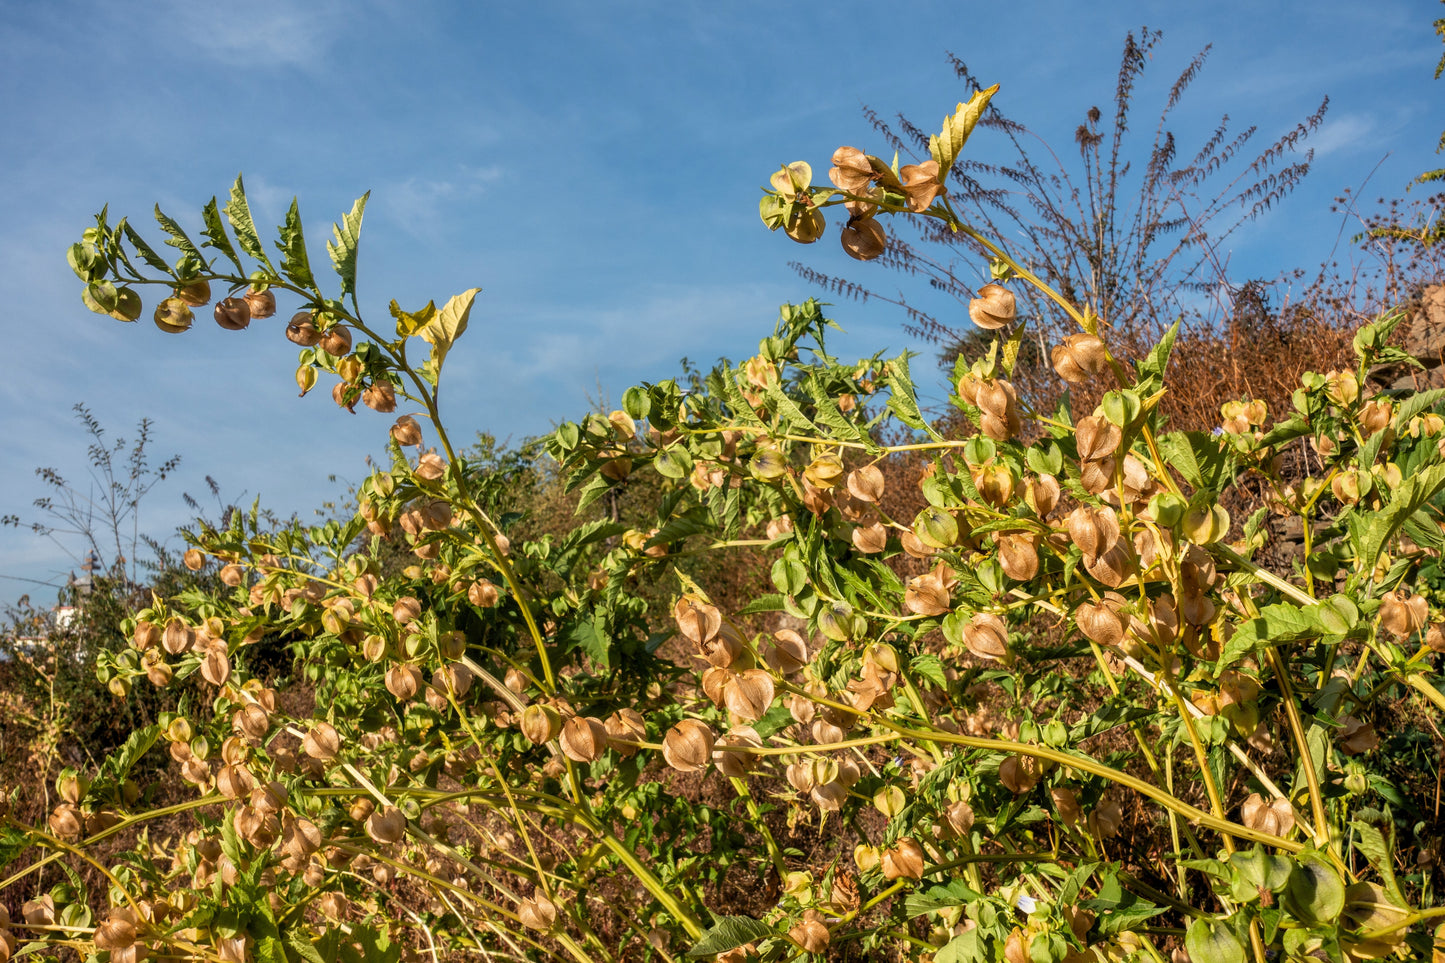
418, 287, 481, 370
390, 299, 437, 339
929, 84, 1000, 179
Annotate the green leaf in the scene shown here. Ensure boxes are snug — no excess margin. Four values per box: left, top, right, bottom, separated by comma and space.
390, 299, 437, 339
417, 287, 480, 372
802, 371, 879, 451
276, 198, 317, 291
1393, 387, 1445, 427
936, 929, 988, 963
764, 380, 817, 436
0, 824, 31, 871
1216, 602, 1318, 674
885, 353, 944, 441
904, 879, 984, 918
559, 615, 611, 669
928, 84, 998, 176
119, 219, 174, 275
1157, 431, 1236, 493
1185, 917, 1247, 963
736, 594, 785, 617
326, 191, 370, 301
1353, 820, 1409, 910
1081, 870, 1168, 936
106, 724, 160, 781
225, 174, 273, 268
153, 205, 205, 265
1356, 463, 1445, 578
1135, 318, 1181, 393
910, 653, 947, 689
201, 198, 245, 274
687, 916, 775, 957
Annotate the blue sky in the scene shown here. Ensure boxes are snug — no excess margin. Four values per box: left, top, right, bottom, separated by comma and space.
2, 0, 1441, 603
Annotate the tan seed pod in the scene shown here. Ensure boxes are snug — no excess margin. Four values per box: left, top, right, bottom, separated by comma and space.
996, 532, 1040, 581
961, 612, 1011, 663
662, 719, 715, 773
361, 381, 396, 412
840, 215, 887, 260
1075, 414, 1121, 461
153, 296, 194, 333
182, 547, 205, 571
828, 145, 874, 193
905, 564, 955, 616
1051, 787, 1081, 825
1066, 504, 1120, 560
713, 725, 763, 778
385, 664, 423, 701
392, 596, 422, 624
518, 894, 557, 932
764, 629, 808, 675
1024, 474, 1060, 517
851, 521, 888, 554
673, 596, 722, 645
319, 324, 352, 356
281, 815, 322, 858
391, 415, 423, 447
132, 620, 161, 650
1380, 590, 1429, 639
234, 704, 270, 741
847, 464, 885, 502
200, 649, 231, 687
1337, 716, 1379, 755
702, 665, 731, 707
163, 617, 194, 655
94, 916, 138, 952
999, 754, 1044, 794
286, 312, 322, 346
1088, 798, 1123, 839
1051, 332, 1109, 383
21, 896, 55, 926
560, 715, 609, 763
216, 764, 255, 800
945, 799, 976, 836
603, 708, 646, 756
968, 283, 1015, 329
48, 804, 82, 839
723, 669, 775, 722
1074, 599, 1125, 646
213, 297, 251, 330
789, 918, 831, 954
1240, 792, 1294, 836
302, 722, 341, 761
416, 451, 446, 481
218, 563, 244, 587
365, 806, 407, 844
881, 838, 925, 880
243, 288, 276, 319
176, 279, 211, 306
1083, 538, 1136, 588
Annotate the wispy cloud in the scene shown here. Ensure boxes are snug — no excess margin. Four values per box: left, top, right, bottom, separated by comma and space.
152, 0, 350, 69
1308, 113, 1379, 158
378, 166, 506, 238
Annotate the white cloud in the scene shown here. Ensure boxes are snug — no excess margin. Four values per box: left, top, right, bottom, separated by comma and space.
1308, 113, 1379, 158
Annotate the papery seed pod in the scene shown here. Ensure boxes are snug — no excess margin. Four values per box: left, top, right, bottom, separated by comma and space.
1067, 505, 1120, 560
154, 296, 194, 333
996, 532, 1040, 581
714, 725, 763, 778
243, 288, 276, 319
1337, 716, 1379, 755
362, 381, 396, 412
999, 755, 1044, 793
784, 206, 825, 244
962, 612, 1011, 663
200, 649, 231, 687
281, 815, 322, 858
1087, 798, 1122, 839
214, 297, 251, 331
851, 521, 888, 554
318, 892, 349, 920
1074, 599, 1125, 646
391, 416, 423, 447
662, 719, 714, 773
804, 452, 845, 489
1075, 415, 1121, 461
518, 894, 558, 932
21, 896, 55, 926
392, 596, 422, 624
133, 619, 161, 650
701, 625, 743, 668
94, 916, 138, 952
49, 804, 82, 839
847, 464, 885, 502
302, 722, 341, 761
286, 312, 322, 346
416, 451, 446, 481
973, 463, 1016, 509
969, 283, 1015, 329
1051, 333, 1109, 383
1380, 590, 1429, 639
1024, 474, 1060, 517
881, 838, 925, 880
385, 664, 423, 701
944, 799, 976, 837
723, 669, 775, 722
905, 563, 955, 616
560, 715, 609, 763
1084, 538, 1136, 588
218, 563, 244, 587
216, 764, 255, 800
517, 704, 561, 745
251, 780, 288, 814
182, 547, 205, 571
234, 806, 279, 848
336, 356, 364, 384
977, 379, 1020, 440
365, 806, 407, 844
1240, 792, 1294, 836
811, 780, 847, 811
829, 145, 874, 193
1325, 368, 1359, 407
789, 917, 831, 954
163, 617, 194, 655
764, 629, 808, 675
603, 708, 646, 756
1051, 787, 1081, 825
234, 703, 270, 741
674, 596, 721, 645
177, 279, 211, 306
840, 215, 887, 260
319, 325, 352, 356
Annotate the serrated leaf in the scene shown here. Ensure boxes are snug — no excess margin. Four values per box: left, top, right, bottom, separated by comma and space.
326, 192, 370, 300
559, 615, 611, 669
153, 205, 205, 265
276, 198, 316, 291
1135, 318, 1181, 393
201, 198, 245, 273
737, 594, 786, 617
1394, 387, 1445, 427
764, 380, 817, 435
803, 371, 879, 451
885, 353, 943, 441
1158, 431, 1235, 493
0, 824, 31, 871
1216, 603, 1318, 673
390, 299, 437, 339
225, 175, 272, 268
417, 287, 480, 372
1358, 463, 1445, 578
928, 84, 998, 176
687, 916, 775, 957
106, 724, 160, 781
910, 653, 947, 689
1353, 821, 1409, 909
